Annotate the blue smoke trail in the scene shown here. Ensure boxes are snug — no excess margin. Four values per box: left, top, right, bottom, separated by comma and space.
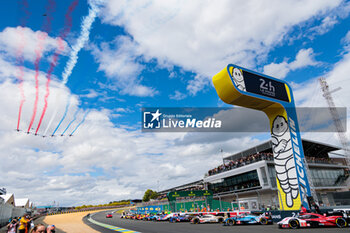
61, 108, 79, 135
69, 110, 90, 136
51, 95, 71, 136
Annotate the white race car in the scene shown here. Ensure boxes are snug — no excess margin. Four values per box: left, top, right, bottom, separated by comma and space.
156, 213, 178, 221
191, 214, 224, 224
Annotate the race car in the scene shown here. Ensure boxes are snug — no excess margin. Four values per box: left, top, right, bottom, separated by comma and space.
143, 214, 156, 221
141, 214, 151, 220
223, 212, 273, 226
150, 214, 167, 221
124, 213, 135, 219
135, 214, 147, 220
146, 214, 156, 220
277, 212, 348, 229
191, 214, 225, 224
156, 213, 177, 221
150, 214, 163, 221
120, 212, 131, 219
106, 213, 113, 218
169, 214, 193, 223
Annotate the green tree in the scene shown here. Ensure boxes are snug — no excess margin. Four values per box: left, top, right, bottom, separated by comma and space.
143, 189, 159, 202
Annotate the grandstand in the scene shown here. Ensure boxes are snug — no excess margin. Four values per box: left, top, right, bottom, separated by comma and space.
156, 138, 349, 212
159, 180, 204, 195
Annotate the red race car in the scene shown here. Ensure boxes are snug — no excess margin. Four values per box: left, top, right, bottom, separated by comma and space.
106, 213, 113, 218
278, 212, 348, 229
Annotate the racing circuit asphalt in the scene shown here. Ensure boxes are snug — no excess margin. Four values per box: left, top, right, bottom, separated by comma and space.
84, 210, 350, 233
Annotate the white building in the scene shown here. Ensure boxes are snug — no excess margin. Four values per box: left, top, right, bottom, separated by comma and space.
15, 198, 30, 209
0, 194, 15, 206
204, 138, 349, 209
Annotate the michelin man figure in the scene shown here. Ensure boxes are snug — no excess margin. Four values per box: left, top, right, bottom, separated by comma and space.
232, 68, 246, 91
271, 115, 299, 207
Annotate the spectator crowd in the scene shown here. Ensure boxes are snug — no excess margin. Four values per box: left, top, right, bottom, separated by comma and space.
305, 156, 334, 164
208, 152, 340, 176
6, 214, 56, 233
155, 186, 204, 201
211, 180, 260, 194
208, 153, 273, 176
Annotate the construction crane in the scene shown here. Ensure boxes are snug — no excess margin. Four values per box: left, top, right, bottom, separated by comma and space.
299, 77, 349, 207
319, 77, 350, 168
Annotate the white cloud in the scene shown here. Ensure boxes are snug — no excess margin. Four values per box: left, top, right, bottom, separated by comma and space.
2, 1, 350, 208
0, 26, 68, 63
308, 16, 338, 37
115, 108, 127, 113
0, 54, 264, 205
263, 61, 290, 79
0, 51, 81, 136
169, 90, 186, 100
306, 1, 350, 39
99, 0, 342, 94
2, 36, 350, 206
263, 48, 318, 79
342, 30, 350, 45
290, 48, 319, 69
91, 35, 158, 97
80, 89, 99, 98
92, 36, 142, 78
187, 74, 211, 96
292, 36, 350, 146
121, 83, 158, 97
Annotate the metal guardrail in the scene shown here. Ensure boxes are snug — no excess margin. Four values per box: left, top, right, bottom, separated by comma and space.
43, 204, 132, 216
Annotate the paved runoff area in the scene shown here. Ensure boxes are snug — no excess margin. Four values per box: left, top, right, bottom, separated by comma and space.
85, 211, 350, 233
42, 210, 111, 233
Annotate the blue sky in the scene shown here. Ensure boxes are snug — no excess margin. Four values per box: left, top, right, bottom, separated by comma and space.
0, 0, 350, 206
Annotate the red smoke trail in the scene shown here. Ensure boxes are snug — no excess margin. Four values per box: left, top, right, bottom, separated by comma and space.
27, 0, 56, 133
16, 31, 26, 131
20, 0, 31, 25
34, 38, 63, 134
16, 0, 31, 131
35, 0, 79, 134
27, 36, 46, 133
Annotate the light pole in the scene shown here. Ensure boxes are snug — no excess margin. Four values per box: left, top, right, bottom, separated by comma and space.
220, 148, 224, 165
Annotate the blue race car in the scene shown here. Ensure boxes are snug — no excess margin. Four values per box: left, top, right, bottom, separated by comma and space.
149, 214, 163, 221
223, 212, 273, 226
169, 214, 193, 223
143, 214, 155, 221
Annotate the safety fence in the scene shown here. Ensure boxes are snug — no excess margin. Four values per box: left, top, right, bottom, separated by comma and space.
44, 204, 131, 216
134, 199, 238, 213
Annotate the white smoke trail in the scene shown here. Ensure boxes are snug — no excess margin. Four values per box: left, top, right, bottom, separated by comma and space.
62, 3, 98, 84
43, 2, 100, 135
43, 92, 60, 135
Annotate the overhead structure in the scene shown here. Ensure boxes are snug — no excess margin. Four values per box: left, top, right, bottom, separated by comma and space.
212, 64, 314, 210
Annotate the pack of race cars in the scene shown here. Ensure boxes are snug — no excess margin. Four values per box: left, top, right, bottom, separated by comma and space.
119, 209, 350, 229
120, 212, 194, 222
